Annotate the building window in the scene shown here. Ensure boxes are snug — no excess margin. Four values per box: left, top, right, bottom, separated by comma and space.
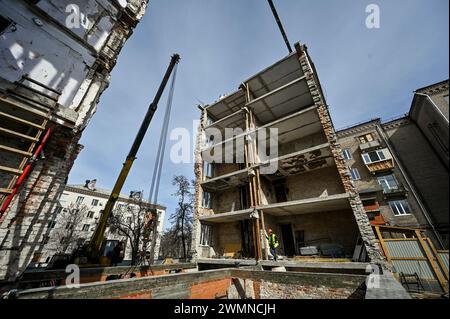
87, 211, 95, 219
77, 238, 85, 247
362, 149, 389, 164
82, 224, 90, 231
92, 199, 99, 206
350, 168, 361, 180
342, 149, 352, 160
389, 200, 411, 216
203, 161, 213, 178
75, 196, 84, 204
377, 175, 398, 191
54, 206, 63, 214
65, 223, 74, 230
47, 220, 56, 229
126, 217, 132, 225
202, 191, 212, 208
200, 224, 212, 246
359, 133, 374, 144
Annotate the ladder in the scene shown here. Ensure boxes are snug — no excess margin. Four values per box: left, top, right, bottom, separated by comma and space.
0, 75, 60, 213
399, 272, 425, 292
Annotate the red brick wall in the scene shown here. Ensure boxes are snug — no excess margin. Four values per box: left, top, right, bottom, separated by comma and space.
189, 278, 232, 299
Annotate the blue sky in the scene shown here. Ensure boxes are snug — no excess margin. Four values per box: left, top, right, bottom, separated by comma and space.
68, 0, 449, 230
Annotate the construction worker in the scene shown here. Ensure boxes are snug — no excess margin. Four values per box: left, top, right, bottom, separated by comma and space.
266, 228, 279, 261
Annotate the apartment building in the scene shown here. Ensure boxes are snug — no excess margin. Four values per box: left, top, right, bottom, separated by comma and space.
32, 180, 166, 266
337, 120, 429, 230
336, 80, 449, 249
384, 80, 449, 248
192, 42, 384, 264
0, 0, 148, 281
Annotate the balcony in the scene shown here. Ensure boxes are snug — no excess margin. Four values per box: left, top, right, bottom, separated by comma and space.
359, 140, 381, 152
361, 148, 394, 174
361, 198, 386, 226
382, 185, 407, 198
367, 211, 386, 226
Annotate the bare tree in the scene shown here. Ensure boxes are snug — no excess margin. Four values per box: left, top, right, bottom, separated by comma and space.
108, 196, 155, 265
50, 203, 88, 254
166, 175, 194, 260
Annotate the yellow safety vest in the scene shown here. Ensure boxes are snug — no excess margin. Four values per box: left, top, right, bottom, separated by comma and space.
268, 234, 279, 248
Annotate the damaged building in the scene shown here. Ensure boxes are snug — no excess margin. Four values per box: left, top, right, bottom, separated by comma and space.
191, 42, 385, 265
0, 0, 148, 282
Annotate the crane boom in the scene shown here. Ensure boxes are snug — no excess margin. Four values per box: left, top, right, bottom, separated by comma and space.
87, 54, 180, 262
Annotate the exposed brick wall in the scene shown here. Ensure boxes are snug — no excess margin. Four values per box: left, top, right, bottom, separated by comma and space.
191, 110, 207, 260
190, 278, 231, 299
15, 268, 369, 299
296, 45, 385, 266
0, 127, 82, 281
259, 280, 360, 299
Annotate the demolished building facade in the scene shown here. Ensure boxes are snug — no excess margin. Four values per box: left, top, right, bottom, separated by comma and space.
192, 43, 385, 265
0, 0, 148, 282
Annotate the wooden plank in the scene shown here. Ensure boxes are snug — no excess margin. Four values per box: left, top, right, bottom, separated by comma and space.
376, 225, 422, 232
0, 145, 32, 157
415, 230, 448, 293
0, 188, 13, 195
374, 226, 391, 263
0, 111, 44, 129
0, 127, 38, 142
390, 257, 428, 261
426, 237, 449, 280
0, 96, 50, 118
0, 165, 23, 175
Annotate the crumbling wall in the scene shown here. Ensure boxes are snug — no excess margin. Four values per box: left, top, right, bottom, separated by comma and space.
0, 0, 148, 281
14, 268, 369, 299
191, 110, 208, 260
0, 127, 82, 281
296, 44, 385, 266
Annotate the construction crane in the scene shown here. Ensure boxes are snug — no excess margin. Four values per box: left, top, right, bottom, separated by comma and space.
82, 54, 180, 264
267, 0, 292, 53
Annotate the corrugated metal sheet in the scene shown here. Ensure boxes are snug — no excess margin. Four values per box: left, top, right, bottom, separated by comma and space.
392, 260, 435, 279
438, 252, 449, 273
385, 240, 424, 258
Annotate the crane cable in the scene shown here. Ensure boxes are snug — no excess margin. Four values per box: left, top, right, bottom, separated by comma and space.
267, 0, 292, 53
148, 63, 178, 205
